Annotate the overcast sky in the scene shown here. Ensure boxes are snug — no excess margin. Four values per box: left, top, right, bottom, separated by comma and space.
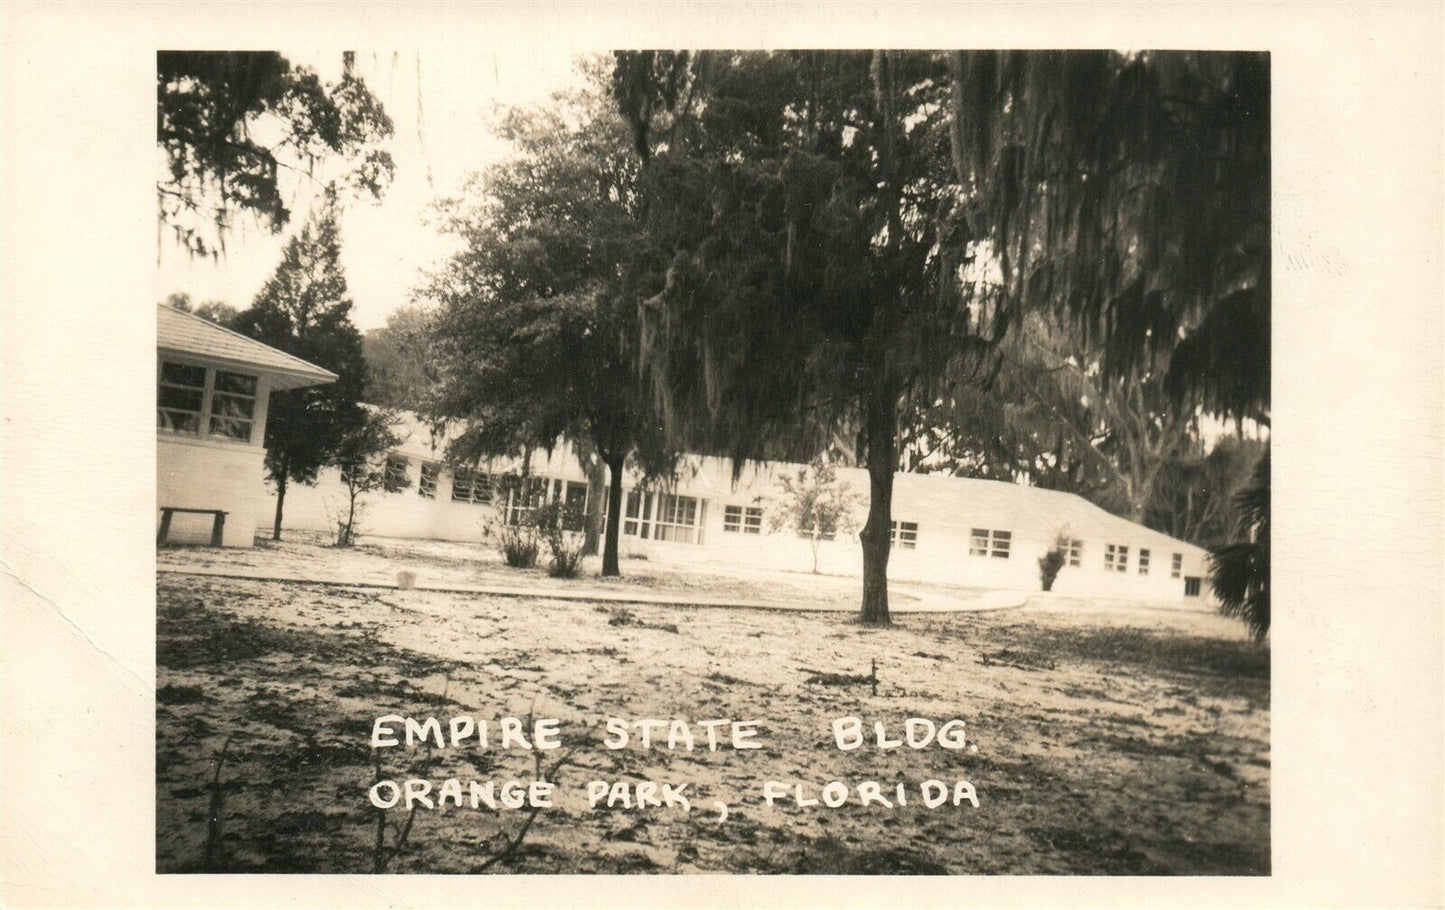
156, 47, 589, 331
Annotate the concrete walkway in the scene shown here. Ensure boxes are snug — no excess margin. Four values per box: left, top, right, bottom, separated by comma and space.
156, 565, 1030, 614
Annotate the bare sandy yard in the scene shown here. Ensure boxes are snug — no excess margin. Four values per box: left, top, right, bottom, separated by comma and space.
156, 531, 995, 609
156, 539, 1268, 875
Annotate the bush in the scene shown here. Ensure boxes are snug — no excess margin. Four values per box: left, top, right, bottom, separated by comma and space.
534, 502, 587, 578
1038, 540, 1067, 591
1211, 448, 1269, 641
491, 519, 540, 568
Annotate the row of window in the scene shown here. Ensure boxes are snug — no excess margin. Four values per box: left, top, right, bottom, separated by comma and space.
157, 360, 258, 443
1101, 545, 1185, 577
718, 507, 919, 550
367, 455, 1193, 572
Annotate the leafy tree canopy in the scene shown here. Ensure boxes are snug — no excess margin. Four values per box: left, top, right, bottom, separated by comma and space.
157, 51, 394, 256
945, 51, 1269, 424
161, 291, 241, 329
363, 305, 440, 410
423, 64, 673, 575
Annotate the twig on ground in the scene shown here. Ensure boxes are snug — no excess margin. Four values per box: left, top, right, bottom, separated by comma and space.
202, 734, 234, 872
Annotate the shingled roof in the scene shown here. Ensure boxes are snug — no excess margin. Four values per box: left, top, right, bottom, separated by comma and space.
157, 304, 338, 390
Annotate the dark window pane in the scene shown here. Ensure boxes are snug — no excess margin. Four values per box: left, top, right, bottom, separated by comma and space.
214, 371, 257, 395
161, 361, 206, 387
210, 393, 255, 419
158, 410, 199, 434
158, 386, 203, 411
209, 416, 252, 440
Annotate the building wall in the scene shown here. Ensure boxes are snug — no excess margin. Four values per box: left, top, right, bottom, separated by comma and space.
157, 435, 268, 547
265, 448, 1212, 605
156, 358, 275, 548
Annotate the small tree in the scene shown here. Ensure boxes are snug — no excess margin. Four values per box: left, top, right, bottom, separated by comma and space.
332, 409, 407, 546
767, 461, 864, 574
235, 195, 371, 541
1038, 533, 1069, 592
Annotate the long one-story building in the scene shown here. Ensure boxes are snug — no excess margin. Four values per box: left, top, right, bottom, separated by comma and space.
264, 411, 1213, 605
157, 303, 336, 546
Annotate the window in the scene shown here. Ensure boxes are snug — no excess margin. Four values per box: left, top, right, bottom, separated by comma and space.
418, 463, 440, 499
623, 490, 653, 538
1063, 538, 1083, 567
1138, 548, 1151, 575
968, 527, 1008, 558
209, 370, 257, 440
157, 361, 206, 434
1171, 553, 1183, 579
504, 476, 545, 525
451, 467, 494, 505
561, 481, 589, 531
891, 521, 919, 550
384, 454, 409, 493
1105, 544, 1130, 573
723, 505, 763, 534
158, 361, 257, 442
1184, 576, 1202, 597
654, 493, 701, 543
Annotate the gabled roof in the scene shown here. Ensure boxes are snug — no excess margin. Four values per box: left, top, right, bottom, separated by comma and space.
157, 304, 337, 390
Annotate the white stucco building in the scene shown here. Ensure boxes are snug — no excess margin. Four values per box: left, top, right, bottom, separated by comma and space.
268, 412, 1214, 604
156, 303, 336, 546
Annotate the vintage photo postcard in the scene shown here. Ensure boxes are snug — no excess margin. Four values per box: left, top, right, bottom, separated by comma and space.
2, 3, 1441, 908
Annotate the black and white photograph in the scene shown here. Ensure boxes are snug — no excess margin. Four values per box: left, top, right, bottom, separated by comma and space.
2, 3, 1441, 907
149, 44, 1273, 876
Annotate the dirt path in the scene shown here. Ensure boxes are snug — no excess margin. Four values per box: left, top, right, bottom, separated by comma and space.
156, 574, 1268, 875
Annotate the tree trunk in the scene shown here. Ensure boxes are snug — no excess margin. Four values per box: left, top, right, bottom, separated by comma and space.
859, 386, 898, 625
343, 488, 357, 546
272, 475, 287, 541
601, 452, 626, 577
582, 456, 607, 557
811, 525, 821, 574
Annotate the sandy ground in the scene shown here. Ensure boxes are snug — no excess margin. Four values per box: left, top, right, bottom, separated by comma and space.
156, 540, 1268, 875
157, 530, 940, 609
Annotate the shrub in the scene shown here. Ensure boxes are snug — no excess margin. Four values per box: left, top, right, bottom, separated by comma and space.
1211, 448, 1269, 641
490, 518, 540, 568
534, 502, 587, 578
1038, 536, 1068, 591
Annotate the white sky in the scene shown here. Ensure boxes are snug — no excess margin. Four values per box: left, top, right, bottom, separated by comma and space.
156, 47, 590, 330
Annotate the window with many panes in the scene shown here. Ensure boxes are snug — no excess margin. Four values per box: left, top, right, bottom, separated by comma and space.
504, 476, 546, 525
1184, 577, 1202, 597
451, 467, 493, 505
384, 454, 409, 492
723, 505, 763, 534
418, 463, 440, 498
1105, 543, 1130, 572
1138, 548, 1151, 575
158, 360, 257, 442
623, 490, 653, 538
1063, 538, 1083, 567
1171, 553, 1183, 579
891, 521, 919, 549
654, 493, 701, 543
969, 527, 1009, 558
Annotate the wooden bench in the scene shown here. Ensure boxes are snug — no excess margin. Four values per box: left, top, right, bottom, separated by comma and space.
157, 508, 228, 547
